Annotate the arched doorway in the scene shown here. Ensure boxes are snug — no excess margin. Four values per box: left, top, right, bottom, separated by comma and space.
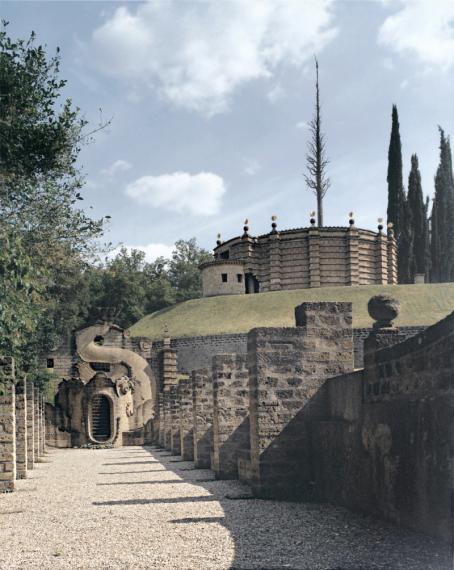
91, 394, 111, 442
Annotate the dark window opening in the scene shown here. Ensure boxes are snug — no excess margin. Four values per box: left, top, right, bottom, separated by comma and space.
237, 274, 243, 283
91, 362, 111, 372
47, 358, 54, 369
220, 250, 230, 260
94, 335, 104, 346
221, 273, 228, 283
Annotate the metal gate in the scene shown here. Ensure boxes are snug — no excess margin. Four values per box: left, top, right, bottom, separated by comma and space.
91, 395, 111, 442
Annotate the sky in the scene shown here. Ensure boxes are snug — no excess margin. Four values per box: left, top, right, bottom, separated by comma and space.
4, 0, 454, 260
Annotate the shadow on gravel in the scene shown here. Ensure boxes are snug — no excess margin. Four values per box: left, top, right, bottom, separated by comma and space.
158, 447, 452, 570
99, 469, 167, 475
102, 461, 159, 466
93, 495, 218, 506
93, 446, 451, 570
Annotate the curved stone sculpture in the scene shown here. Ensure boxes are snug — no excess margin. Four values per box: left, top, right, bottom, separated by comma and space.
368, 294, 401, 329
75, 323, 156, 426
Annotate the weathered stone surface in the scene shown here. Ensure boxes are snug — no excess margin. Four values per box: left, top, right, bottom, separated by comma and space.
212, 354, 249, 479
26, 382, 35, 469
33, 388, 40, 460
169, 385, 181, 455
178, 377, 194, 460
247, 302, 354, 498
368, 294, 401, 328
192, 368, 213, 468
0, 381, 15, 492
15, 379, 27, 479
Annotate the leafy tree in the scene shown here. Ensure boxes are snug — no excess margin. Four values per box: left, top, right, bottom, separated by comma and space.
168, 239, 212, 303
431, 127, 454, 282
407, 154, 429, 280
304, 57, 330, 227
0, 24, 107, 377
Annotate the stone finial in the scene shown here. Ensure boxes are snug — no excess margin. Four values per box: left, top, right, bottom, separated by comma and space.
377, 217, 384, 233
216, 233, 222, 246
387, 222, 394, 238
242, 219, 249, 238
368, 294, 400, 329
271, 215, 277, 233
309, 211, 316, 226
348, 212, 355, 227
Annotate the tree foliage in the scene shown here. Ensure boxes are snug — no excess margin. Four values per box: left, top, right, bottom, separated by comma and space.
431, 128, 454, 282
407, 154, 429, 279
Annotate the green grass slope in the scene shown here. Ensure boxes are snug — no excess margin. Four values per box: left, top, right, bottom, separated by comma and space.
130, 283, 454, 340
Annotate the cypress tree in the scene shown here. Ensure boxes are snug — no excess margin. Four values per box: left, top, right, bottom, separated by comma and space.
407, 154, 428, 279
399, 195, 414, 284
431, 128, 454, 282
386, 105, 405, 237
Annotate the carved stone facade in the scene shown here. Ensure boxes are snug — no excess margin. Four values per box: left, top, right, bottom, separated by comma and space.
200, 225, 398, 296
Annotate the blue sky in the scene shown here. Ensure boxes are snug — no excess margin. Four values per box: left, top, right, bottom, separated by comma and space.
4, 0, 454, 259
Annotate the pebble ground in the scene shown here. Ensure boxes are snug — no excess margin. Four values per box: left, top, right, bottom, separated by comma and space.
0, 446, 450, 570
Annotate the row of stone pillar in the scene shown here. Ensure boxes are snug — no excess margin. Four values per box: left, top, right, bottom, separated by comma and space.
0, 357, 47, 492
155, 302, 355, 495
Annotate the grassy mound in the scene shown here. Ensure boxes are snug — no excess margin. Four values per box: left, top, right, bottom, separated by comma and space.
130, 283, 454, 340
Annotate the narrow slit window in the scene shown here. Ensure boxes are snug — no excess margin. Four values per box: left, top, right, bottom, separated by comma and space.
221, 273, 228, 283
47, 358, 54, 369
237, 274, 243, 283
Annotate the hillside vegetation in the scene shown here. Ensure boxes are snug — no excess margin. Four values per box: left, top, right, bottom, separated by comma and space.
130, 283, 454, 340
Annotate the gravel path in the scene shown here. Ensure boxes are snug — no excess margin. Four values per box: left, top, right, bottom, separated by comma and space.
0, 446, 450, 570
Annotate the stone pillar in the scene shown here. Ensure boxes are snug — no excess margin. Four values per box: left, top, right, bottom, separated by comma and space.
212, 354, 249, 479
346, 227, 359, 286
375, 231, 388, 285
268, 232, 281, 291
169, 384, 181, 455
192, 368, 213, 468
33, 388, 40, 460
39, 393, 45, 455
248, 302, 354, 498
0, 357, 16, 492
157, 393, 165, 447
26, 382, 35, 469
15, 378, 27, 479
159, 339, 177, 451
308, 228, 321, 288
179, 377, 194, 461
163, 390, 172, 450
387, 227, 398, 284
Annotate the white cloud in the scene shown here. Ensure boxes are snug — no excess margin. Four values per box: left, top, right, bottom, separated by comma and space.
101, 159, 133, 177
111, 243, 174, 263
244, 159, 262, 176
91, 0, 336, 115
125, 172, 226, 216
378, 0, 454, 70
267, 84, 285, 103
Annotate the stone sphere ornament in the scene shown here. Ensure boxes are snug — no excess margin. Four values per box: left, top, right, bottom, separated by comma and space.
368, 294, 401, 329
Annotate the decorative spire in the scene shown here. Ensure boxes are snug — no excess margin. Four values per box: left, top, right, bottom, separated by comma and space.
377, 217, 384, 233
271, 215, 278, 233
216, 233, 222, 246
348, 211, 355, 227
309, 211, 316, 227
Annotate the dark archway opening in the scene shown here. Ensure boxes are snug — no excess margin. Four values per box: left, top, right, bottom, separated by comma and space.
245, 273, 260, 294
91, 395, 111, 442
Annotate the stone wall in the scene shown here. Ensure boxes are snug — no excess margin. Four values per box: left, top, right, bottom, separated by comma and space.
246, 302, 354, 498
192, 368, 213, 468
212, 354, 249, 479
